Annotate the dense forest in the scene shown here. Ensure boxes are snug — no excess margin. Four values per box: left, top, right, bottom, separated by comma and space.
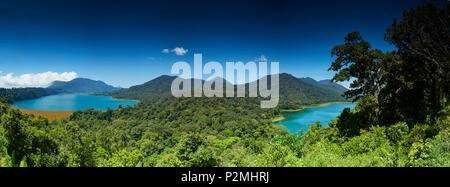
0, 88, 60, 104
0, 2, 449, 167
0, 94, 447, 167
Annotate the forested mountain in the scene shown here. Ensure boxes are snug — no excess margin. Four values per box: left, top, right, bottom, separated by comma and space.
0, 88, 61, 104
106, 73, 348, 109
104, 75, 176, 99
317, 79, 348, 91
298, 77, 317, 85
267, 73, 347, 109
298, 77, 347, 91
48, 78, 119, 94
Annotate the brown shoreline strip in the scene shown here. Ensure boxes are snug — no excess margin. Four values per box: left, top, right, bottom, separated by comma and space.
18, 108, 75, 121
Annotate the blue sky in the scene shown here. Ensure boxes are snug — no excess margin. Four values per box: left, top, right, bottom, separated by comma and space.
0, 0, 421, 88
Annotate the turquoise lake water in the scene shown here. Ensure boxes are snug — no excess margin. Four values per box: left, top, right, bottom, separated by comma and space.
274, 103, 356, 134
12, 94, 139, 111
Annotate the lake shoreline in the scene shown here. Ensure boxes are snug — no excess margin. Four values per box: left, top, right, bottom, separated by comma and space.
110, 96, 140, 102
76, 93, 141, 102
272, 101, 355, 124
271, 116, 285, 122
282, 101, 355, 112
17, 108, 75, 121
272, 102, 357, 134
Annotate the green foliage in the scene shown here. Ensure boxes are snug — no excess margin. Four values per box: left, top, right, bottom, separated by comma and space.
300, 121, 341, 153
0, 2, 448, 167
320, 2, 450, 166
330, 96, 376, 136
329, 31, 386, 102
0, 103, 61, 166
386, 122, 409, 144
300, 126, 395, 167
424, 131, 450, 167
298, 112, 449, 167
98, 149, 143, 167
19, 157, 28, 167
408, 139, 433, 166
0, 88, 60, 104
255, 142, 301, 167
271, 133, 302, 156
404, 124, 448, 167
0, 95, 285, 167
385, 2, 449, 122
406, 124, 439, 144
330, 2, 449, 126
155, 153, 183, 167
0, 124, 7, 158
341, 126, 392, 156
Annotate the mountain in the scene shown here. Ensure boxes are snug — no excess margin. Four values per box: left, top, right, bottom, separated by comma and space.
256, 73, 347, 109
48, 78, 119, 94
318, 79, 348, 91
299, 77, 317, 85
104, 75, 176, 99
299, 77, 348, 91
105, 73, 348, 109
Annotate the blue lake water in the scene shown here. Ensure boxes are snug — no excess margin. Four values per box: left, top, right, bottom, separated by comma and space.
12, 94, 139, 111
274, 103, 356, 134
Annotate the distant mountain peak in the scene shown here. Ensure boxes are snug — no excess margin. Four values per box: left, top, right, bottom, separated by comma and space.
318, 79, 348, 91
48, 78, 119, 94
299, 77, 317, 85
153, 75, 177, 80
105, 73, 349, 108
279, 72, 293, 77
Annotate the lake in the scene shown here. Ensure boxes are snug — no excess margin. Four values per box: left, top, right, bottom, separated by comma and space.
12, 94, 139, 111
274, 103, 356, 134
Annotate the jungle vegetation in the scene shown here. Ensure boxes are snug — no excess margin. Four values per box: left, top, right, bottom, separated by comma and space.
0, 2, 448, 167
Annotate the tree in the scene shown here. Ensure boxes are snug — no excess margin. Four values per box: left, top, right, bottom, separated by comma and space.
329, 31, 392, 124
330, 2, 449, 126
385, 2, 450, 122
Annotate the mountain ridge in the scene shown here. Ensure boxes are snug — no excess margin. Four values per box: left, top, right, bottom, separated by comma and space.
105, 73, 349, 109
48, 78, 120, 94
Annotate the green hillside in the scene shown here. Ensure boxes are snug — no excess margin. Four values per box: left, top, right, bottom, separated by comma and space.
104, 75, 177, 100
0, 88, 60, 104
106, 73, 348, 109
48, 78, 119, 94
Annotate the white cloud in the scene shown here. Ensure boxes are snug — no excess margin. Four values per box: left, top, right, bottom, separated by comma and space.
0, 71, 78, 88
161, 49, 169, 53
255, 55, 268, 62
171, 47, 188, 56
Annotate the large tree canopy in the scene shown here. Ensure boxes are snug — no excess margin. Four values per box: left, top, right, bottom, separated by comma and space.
330, 2, 449, 126
385, 2, 449, 122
